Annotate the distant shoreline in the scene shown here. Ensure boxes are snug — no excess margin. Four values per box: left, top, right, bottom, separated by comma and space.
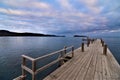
74, 35, 88, 37
0, 30, 65, 37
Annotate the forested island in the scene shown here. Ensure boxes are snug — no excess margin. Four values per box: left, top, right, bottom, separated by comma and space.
0, 30, 64, 37
74, 35, 88, 37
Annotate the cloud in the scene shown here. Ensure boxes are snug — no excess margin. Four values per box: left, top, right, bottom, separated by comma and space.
0, 7, 55, 17
31, 2, 51, 9
109, 29, 120, 33
0, 8, 28, 15
79, 0, 102, 14
0, 0, 120, 36
57, 0, 74, 10
0, 8, 9, 14
0, 0, 51, 10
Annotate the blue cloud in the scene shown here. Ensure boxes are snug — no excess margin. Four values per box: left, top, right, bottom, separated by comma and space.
0, 0, 120, 36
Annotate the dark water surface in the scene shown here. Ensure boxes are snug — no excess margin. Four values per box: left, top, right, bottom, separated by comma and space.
103, 37, 120, 64
0, 37, 82, 80
0, 37, 120, 80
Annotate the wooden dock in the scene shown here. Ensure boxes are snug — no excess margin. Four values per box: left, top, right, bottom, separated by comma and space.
14, 39, 120, 80
44, 39, 120, 80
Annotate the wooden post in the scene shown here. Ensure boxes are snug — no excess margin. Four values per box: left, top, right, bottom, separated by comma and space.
102, 41, 104, 47
59, 51, 64, 66
72, 46, 74, 57
87, 39, 89, 47
22, 57, 26, 80
101, 38, 103, 43
87, 39, 90, 47
91, 39, 93, 44
81, 43, 84, 52
64, 46, 67, 55
32, 60, 36, 80
103, 44, 107, 55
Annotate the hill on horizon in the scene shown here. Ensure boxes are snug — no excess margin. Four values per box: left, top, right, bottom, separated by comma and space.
0, 30, 64, 37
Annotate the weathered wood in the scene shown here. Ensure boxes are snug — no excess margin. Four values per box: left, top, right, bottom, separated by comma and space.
32, 60, 36, 80
44, 48, 88, 80
64, 46, 67, 54
22, 55, 34, 61
81, 42, 84, 52
13, 75, 25, 80
71, 46, 74, 57
103, 44, 107, 55
44, 39, 120, 80
59, 51, 65, 66
14, 46, 74, 80
35, 49, 63, 61
101, 38, 103, 43
35, 46, 73, 61
22, 57, 26, 80
35, 58, 61, 74
21, 65, 33, 74
14, 39, 120, 80
102, 40, 104, 47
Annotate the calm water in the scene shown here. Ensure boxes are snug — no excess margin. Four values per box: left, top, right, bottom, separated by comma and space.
102, 37, 120, 64
0, 37, 120, 80
0, 37, 82, 80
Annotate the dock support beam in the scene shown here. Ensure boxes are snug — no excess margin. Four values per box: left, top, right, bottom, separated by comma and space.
60, 51, 65, 66
22, 57, 26, 80
72, 46, 74, 57
81, 43, 84, 52
64, 46, 67, 55
103, 44, 107, 55
32, 60, 36, 80
87, 39, 90, 47
101, 39, 104, 47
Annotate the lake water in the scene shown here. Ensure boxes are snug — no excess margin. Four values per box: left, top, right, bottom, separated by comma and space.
0, 37, 120, 80
0, 37, 83, 80
102, 37, 120, 65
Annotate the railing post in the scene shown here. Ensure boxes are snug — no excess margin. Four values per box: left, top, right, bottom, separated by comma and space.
72, 46, 74, 57
59, 51, 64, 66
81, 43, 84, 52
22, 57, 26, 80
101, 38, 103, 43
91, 39, 94, 44
87, 39, 90, 47
32, 60, 36, 80
103, 44, 107, 55
64, 46, 67, 55
102, 41, 104, 47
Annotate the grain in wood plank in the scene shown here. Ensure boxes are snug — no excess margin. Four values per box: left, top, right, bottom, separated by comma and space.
94, 53, 103, 80
56, 50, 90, 80
75, 45, 95, 80
64, 50, 91, 80
44, 48, 87, 80
44, 39, 120, 80
84, 45, 98, 80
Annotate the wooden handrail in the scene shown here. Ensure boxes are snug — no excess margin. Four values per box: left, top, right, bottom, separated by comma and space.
35, 46, 73, 61
66, 46, 73, 50
21, 65, 33, 74
22, 55, 35, 61
103, 44, 107, 55
14, 46, 74, 80
35, 58, 62, 74
35, 49, 63, 61
81, 43, 84, 52
14, 39, 97, 80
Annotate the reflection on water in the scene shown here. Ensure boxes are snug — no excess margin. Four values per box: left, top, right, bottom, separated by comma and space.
0, 37, 120, 80
103, 37, 120, 64
0, 37, 82, 80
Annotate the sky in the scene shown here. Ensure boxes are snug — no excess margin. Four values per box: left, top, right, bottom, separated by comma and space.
0, 0, 120, 36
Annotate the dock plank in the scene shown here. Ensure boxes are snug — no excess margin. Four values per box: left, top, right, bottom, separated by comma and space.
44, 39, 120, 80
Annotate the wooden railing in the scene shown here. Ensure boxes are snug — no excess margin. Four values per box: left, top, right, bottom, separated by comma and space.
13, 46, 74, 80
